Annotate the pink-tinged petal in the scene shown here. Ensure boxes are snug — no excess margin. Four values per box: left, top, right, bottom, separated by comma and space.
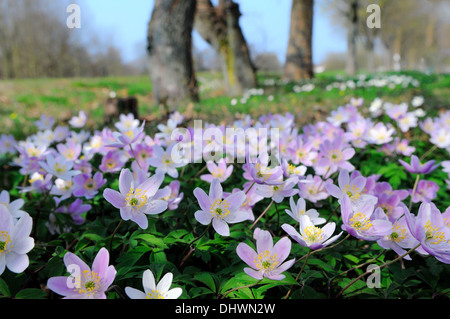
120, 207, 132, 221
200, 174, 214, 183
224, 210, 248, 224
5, 252, 29, 273
282, 224, 307, 247
145, 200, 168, 215
236, 243, 258, 268
206, 161, 217, 173
325, 183, 343, 199
0, 255, 5, 275
9, 199, 24, 212
152, 144, 165, 158
410, 155, 421, 170
212, 218, 230, 236
140, 173, 165, 198
11, 237, 34, 255
64, 252, 90, 273
92, 248, 109, 279
225, 191, 246, 212
103, 189, 126, 209
194, 188, 212, 212
340, 195, 352, 225
209, 178, 223, 202
11, 213, 33, 239
342, 148, 355, 160
256, 229, 273, 254
0, 206, 14, 233
119, 169, 133, 195
47, 276, 77, 297
244, 267, 264, 280
125, 287, 146, 299
272, 236, 292, 263
132, 213, 148, 229
194, 210, 212, 225
338, 170, 350, 189
102, 265, 117, 289
272, 258, 295, 274
352, 176, 366, 190
322, 231, 343, 247
265, 273, 286, 281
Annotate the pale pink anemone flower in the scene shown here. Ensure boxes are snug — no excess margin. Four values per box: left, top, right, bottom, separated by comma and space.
47, 248, 116, 299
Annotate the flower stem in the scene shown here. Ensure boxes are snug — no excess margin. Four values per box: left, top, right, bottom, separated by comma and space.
335, 243, 421, 298
250, 200, 274, 230
245, 181, 256, 195
294, 233, 350, 266
420, 145, 437, 161
408, 174, 421, 211
109, 219, 124, 252
220, 279, 262, 299
129, 144, 142, 169
284, 249, 311, 299
178, 224, 211, 268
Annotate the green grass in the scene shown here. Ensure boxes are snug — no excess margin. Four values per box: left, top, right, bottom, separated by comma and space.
0, 71, 449, 139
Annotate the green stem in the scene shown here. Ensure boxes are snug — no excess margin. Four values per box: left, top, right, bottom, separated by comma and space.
129, 144, 142, 169
335, 243, 421, 298
220, 279, 262, 299
420, 145, 437, 161
109, 219, 124, 252
284, 249, 311, 299
250, 200, 274, 230
408, 174, 421, 211
245, 181, 256, 195
179, 224, 211, 268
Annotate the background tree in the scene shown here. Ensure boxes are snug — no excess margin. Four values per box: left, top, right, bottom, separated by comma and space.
283, 0, 314, 81
147, 0, 199, 109
194, 0, 257, 96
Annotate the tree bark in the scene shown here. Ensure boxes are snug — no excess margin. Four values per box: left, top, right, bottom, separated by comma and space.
283, 0, 314, 81
346, 0, 359, 76
147, 0, 199, 109
194, 0, 256, 96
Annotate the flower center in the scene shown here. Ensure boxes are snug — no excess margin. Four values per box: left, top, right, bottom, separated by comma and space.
146, 289, 165, 299
212, 168, 224, 178
210, 199, 230, 219
424, 221, 445, 245
0, 231, 12, 256
84, 178, 96, 190
390, 222, 407, 243
303, 225, 324, 244
106, 159, 116, 169
343, 184, 360, 200
255, 250, 279, 272
125, 188, 148, 212
329, 150, 342, 162
73, 270, 101, 297
349, 212, 373, 232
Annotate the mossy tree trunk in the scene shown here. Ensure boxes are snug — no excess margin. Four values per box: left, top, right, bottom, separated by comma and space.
283, 0, 314, 81
194, 0, 256, 96
147, 0, 199, 109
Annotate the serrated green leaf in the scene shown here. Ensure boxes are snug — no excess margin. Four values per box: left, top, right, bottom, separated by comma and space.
135, 234, 168, 249
0, 278, 10, 297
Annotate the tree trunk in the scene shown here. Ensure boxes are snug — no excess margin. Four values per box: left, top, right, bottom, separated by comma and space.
194, 0, 256, 96
346, 0, 358, 76
283, 0, 314, 81
147, 0, 199, 109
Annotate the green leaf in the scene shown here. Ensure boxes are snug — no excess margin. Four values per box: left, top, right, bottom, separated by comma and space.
343, 254, 360, 264
15, 288, 46, 299
0, 278, 11, 297
135, 234, 168, 249
193, 272, 216, 292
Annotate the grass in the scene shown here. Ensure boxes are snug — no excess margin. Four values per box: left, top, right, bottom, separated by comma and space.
0, 70, 449, 139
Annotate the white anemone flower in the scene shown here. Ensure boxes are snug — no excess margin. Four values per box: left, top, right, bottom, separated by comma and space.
125, 269, 182, 299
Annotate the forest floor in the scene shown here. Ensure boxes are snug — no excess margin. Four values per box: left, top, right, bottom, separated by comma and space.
0, 70, 449, 138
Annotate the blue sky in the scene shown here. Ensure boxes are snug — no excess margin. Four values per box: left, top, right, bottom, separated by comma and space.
80, 0, 346, 65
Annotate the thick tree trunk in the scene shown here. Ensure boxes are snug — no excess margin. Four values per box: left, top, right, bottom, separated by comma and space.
283, 0, 314, 81
194, 0, 256, 96
346, 0, 359, 76
147, 0, 199, 109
